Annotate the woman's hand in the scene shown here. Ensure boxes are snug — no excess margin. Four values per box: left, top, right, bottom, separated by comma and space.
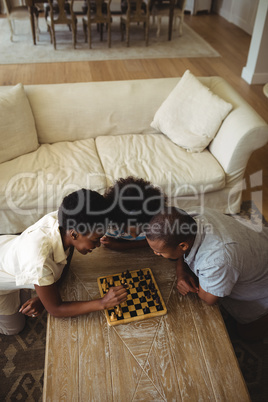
100, 285, 128, 309
19, 296, 45, 317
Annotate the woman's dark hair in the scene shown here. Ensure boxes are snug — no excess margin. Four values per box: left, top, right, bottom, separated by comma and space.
104, 176, 167, 228
145, 207, 197, 247
58, 189, 109, 235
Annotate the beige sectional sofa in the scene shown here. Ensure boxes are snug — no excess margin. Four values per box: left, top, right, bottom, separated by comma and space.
0, 74, 268, 234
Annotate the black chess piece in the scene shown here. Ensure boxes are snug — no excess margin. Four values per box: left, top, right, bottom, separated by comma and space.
136, 284, 142, 292
145, 271, 151, 279
125, 270, 131, 278
152, 292, 158, 300
138, 269, 143, 278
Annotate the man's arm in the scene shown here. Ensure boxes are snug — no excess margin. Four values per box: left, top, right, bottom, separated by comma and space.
100, 236, 149, 250
198, 285, 219, 305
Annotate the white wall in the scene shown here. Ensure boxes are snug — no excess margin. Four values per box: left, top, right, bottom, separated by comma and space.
213, 0, 259, 35
242, 0, 268, 84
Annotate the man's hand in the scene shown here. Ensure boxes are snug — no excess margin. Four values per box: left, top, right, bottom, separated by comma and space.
177, 272, 199, 295
100, 236, 126, 250
100, 236, 148, 251
19, 296, 45, 317
100, 285, 128, 309
176, 258, 199, 296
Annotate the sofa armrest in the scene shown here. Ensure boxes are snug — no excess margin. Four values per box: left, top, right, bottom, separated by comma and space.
209, 111, 268, 176
208, 79, 268, 177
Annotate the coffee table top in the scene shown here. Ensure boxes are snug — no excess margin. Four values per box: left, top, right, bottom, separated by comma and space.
43, 247, 250, 401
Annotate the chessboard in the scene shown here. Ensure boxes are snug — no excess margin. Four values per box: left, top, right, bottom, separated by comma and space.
97, 268, 167, 326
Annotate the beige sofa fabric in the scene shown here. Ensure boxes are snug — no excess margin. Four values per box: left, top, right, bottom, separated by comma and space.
0, 76, 267, 234
96, 133, 225, 196
0, 84, 39, 164
0, 138, 106, 212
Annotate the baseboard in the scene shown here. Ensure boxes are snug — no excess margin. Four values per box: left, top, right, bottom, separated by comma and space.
242, 68, 268, 85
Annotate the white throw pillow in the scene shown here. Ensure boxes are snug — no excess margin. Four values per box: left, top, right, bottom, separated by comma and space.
150, 70, 233, 152
0, 83, 39, 164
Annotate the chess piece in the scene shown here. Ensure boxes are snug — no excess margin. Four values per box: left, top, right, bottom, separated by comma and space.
125, 270, 131, 278
110, 312, 117, 321
136, 284, 142, 292
145, 271, 151, 279
102, 279, 108, 293
138, 269, 143, 277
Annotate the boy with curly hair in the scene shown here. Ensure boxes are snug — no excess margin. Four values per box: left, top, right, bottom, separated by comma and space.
101, 176, 167, 250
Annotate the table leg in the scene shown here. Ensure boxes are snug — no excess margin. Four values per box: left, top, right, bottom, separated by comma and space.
168, 0, 175, 41
28, 6, 36, 45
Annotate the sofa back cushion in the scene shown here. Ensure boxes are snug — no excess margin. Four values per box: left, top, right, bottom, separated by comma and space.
0, 84, 39, 163
23, 79, 184, 144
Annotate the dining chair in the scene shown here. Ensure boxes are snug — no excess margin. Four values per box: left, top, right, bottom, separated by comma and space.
82, 0, 112, 48
3, 0, 39, 41
151, 0, 187, 38
120, 0, 150, 47
46, 0, 77, 49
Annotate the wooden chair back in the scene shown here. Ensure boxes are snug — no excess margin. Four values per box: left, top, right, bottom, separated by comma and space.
120, 0, 150, 46
46, 0, 77, 49
82, 0, 112, 48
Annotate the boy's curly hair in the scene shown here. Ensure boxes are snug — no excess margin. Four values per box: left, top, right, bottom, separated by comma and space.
58, 189, 109, 234
104, 176, 167, 227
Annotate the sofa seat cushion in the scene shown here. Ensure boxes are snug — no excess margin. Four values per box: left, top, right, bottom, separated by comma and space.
96, 134, 225, 197
0, 139, 107, 214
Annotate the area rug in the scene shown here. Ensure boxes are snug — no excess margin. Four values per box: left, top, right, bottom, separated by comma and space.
0, 201, 267, 402
0, 15, 219, 64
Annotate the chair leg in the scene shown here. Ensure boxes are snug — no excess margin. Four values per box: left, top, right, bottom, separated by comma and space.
51, 26, 56, 49
126, 23, 130, 46
179, 15, 183, 36
72, 21, 76, 49
108, 22, 111, 47
120, 21, 125, 41
145, 21, 149, 46
47, 25, 53, 44
156, 16, 161, 37
35, 15, 39, 42
7, 18, 14, 41
83, 20, 87, 43
100, 23, 103, 41
88, 24, 91, 48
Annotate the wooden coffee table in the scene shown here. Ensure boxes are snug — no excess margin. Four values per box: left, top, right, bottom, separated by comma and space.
43, 247, 250, 401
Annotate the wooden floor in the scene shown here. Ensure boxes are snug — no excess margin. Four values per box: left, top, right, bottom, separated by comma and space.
1, 12, 267, 219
